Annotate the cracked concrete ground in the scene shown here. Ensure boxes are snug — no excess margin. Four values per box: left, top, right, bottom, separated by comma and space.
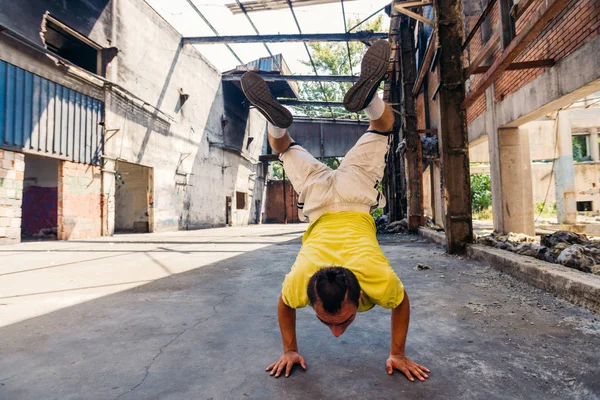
0, 225, 599, 400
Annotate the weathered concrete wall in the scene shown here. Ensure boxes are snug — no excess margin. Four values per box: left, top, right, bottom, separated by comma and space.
0, 150, 25, 244
472, 162, 600, 213
58, 162, 102, 240
0, 0, 113, 48
1, 0, 268, 237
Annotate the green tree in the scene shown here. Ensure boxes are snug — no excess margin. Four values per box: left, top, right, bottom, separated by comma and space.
470, 173, 492, 212
293, 16, 385, 119
270, 157, 342, 180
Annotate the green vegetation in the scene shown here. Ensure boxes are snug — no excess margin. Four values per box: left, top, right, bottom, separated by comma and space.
572, 135, 591, 162
470, 173, 492, 215
294, 16, 384, 119
535, 202, 556, 218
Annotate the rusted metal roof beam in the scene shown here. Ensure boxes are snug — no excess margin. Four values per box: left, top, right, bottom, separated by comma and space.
222, 74, 359, 82
277, 99, 345, 107
182, 32, 389, 44
226, 0, 357, 15
462, 0, 570, 108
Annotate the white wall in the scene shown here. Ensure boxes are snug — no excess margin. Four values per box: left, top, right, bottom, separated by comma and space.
102, 0, 267, 232
23, 154, 58, 188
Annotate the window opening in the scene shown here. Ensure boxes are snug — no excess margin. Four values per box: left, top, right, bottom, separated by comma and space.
577, 201, 592, 212
42, 14, 102, 75
572, 135, 590, 162
236, 191, 247, 210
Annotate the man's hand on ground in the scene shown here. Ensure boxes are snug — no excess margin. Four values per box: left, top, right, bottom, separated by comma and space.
266, 351, 307, 378
386, 355, 430, 381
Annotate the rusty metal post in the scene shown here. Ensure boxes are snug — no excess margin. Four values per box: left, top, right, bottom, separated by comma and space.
399, 16, 424, 232
383, 8, 407, 222
433, 0, 473, 253
282, 169, 288, 224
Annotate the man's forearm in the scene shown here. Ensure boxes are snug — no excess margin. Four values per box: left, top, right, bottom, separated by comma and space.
390, 291, 410, 355
277, 295, 298, 353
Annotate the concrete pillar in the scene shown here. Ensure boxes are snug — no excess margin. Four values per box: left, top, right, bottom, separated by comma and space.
554, 111, 577, 224
590, 128, 599, 162
101, 158, 116, 236
496, 127, 535, 235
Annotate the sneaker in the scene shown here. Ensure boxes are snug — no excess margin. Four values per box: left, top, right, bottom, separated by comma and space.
240, 71, 293, 128
343, 40, 391, 113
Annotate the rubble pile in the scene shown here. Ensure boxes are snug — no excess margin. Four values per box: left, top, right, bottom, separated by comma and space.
375, 216, 443, 234
477, 231, 600, 275
375, 215, 408, 234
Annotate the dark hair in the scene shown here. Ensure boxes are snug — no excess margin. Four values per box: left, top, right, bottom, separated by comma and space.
307, 266, 360, 314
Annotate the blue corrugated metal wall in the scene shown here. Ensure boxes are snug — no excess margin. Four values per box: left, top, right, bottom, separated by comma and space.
0, 60, 104, 164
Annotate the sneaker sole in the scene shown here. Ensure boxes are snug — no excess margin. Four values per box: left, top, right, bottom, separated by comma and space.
241, 72, 293, 129
343, 40, 391, 113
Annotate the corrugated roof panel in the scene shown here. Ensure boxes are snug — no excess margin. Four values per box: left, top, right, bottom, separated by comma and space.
0, 59, 103, 164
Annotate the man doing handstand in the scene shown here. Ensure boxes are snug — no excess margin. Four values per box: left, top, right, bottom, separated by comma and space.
241, 40, 430, 382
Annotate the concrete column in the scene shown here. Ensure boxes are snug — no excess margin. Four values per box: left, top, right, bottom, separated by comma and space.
495, 127, 535, 235
554, 111, 577, 224
101, 158, 116, 236
590, 128, 599, 162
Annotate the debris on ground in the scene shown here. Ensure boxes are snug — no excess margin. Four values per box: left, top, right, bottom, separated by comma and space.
476, 230, 600, 274
424, 216, 443, 231
375, 216, 408, 234
375, 216, 442, 234
415, 263, 431, 270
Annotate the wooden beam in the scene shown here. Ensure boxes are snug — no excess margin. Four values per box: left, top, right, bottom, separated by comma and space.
396, 1, 432, 7
462, 0, 497, 50
223, 74, 359, 82
182, 32, 388, 44
462, 0, 570, 108
468, 59, 554, 76
393, 4, 434, 26
434, 0, 473, 253
412, 32, 437, 95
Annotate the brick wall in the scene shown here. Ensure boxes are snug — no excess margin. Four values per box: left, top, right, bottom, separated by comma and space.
0, 150, 24, 245
265, 180, 301, 224
58, 161, 102, 240
495, 0, 600, 102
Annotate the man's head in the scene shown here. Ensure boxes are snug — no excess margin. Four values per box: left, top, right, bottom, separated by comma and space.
307, 267, 361, 337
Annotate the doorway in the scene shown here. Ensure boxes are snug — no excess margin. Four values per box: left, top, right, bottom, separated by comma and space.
114, 161, 153, 233
21, 155, 59, 240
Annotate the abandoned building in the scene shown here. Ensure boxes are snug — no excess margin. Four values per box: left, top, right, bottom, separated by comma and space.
1, 0, 600, 398
0, 0, 273, 244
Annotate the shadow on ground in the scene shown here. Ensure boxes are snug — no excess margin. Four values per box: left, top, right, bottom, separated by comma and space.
0, 235, 599, 400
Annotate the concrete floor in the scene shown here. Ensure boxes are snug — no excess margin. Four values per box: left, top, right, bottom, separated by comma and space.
0, 226, 599, 400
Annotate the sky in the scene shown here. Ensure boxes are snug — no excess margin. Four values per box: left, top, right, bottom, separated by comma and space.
144, 0, 391, 73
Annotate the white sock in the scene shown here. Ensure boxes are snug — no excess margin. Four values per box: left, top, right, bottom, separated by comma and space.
268, 122, 287, 138
364, 94, 385, 120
